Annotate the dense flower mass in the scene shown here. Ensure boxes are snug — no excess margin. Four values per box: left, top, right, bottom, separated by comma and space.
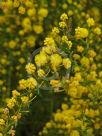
0, 0, 102, 136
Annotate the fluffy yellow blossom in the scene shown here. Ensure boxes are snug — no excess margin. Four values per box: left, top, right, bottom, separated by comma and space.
75, 27, 89, 39
7, 98, 16, 109
44, 37, 55, 46
25, 63, 36, 74
19, 79, 27, 90
88, 50, 96, 58
26, 77, 37, 90
70, 130, 80, 136
18, 6, 25, 14
50, 80, 61, 88
12, 90, 20, 98
9, 40, 16, 49
67, 41, 72, 48
42, 46, 56, 54
27, 8, 36, 17
60, 13, 68, 21
37, 69, 45, 77
13, 1, 19, 8
19, 58, 25, 64
87, 18, 95, 27
11, 115, 18, 122
50, 54, 62, 71
21, 96, 29, 104
33, 25, 43, 34
45, 122, 52, 128
0, 80, 3, 86
22, 18, 31, 31
73, 54, 80, 60
80, 57, 90, 68
35, 52, 48, 67
94, 27, 101, 35
27, 35, 36, 47
19, 30, 25, 36
59, 21, 67, 28
38, 8, 48, 18
68, 10, 73, 16
62, 35, 68, 43
52, 27, 59, 35
62, 3, 68, 9
63, 58, 71, 69
25, 1, 33, 8
77, 45, 84, 53
68, 87, 78, 98
94, 122, 101, 129
0, 119, 5, 125
61, 103, 68, 110
99, 71, 102, 78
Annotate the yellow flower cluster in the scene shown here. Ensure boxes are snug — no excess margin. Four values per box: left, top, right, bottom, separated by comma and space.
75, 27, 89, 39
25, 63, 36, 75
38, 12, 102, 136
19, 77, 37, 90
87, 17, 95, 27
0, 0, 102, 136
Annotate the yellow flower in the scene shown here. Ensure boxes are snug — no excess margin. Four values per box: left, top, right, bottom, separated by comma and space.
19, 30, 24, 36
18, 6, 25, 14
11, 115, 18, 122
27, 8, 36, 17
59, 21, 67, 28
22, 18, 31, 31
25, 63, 36, 75
70, 130, 80, 136
61, 103, 68, 110
7, 98, 16, 109
38, 8, 48, 18
62, 36, 68, 43
19, 79, 27, 90
68, 10, 73, 16
67, 41, 72, 48
37, 69, 45, 77
52, 27, 59, 35
68, 87, 78, 98
25, 1, 33, 8
73, 54, 80, 60
63, 58, 71, 69
94, 122, 101, 129
46, 122, 52, 128
80, 57, 90, 68
77, 45, 84, 53
33, 25, 43, 34
75, 27, 88, 39
13, 1, 19, 8
42, 46, 56, 54
60, 13, 68, 21
50, 54, 62, 71
12, 90, 20, 98
21, 96, 29, 104
19, 58, 25, 64
35, 52, 48, 67
87, 18, 95, 27
9, 40, 16, 49
94, 27, 101, 35
44, 37, 55, 46
27, 35, 36, 47
50, 80, 61, 88
26, 77, 37, 90
0, 119, 5, 125
88, 50, 96, 58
